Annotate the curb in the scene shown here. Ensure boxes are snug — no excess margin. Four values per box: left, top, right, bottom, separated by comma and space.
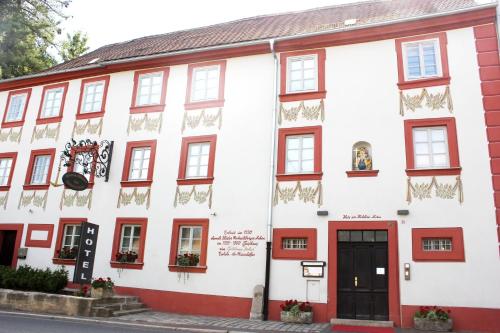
0, 310, 228, 333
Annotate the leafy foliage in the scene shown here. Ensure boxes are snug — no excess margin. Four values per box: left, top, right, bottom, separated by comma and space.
0, 265, 68, 293
91, 277, 114, 290
176, 253, 200, 266
280, 299, 313, 314
60, 31, 89, 62
414, 306, 451, 321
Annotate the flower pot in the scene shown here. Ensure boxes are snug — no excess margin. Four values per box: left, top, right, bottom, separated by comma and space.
414, 318, 453, 331
90, 287, 114, 299
280, 311, 313, 324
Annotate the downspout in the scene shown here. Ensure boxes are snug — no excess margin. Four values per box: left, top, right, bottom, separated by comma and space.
263, 38, 279, 321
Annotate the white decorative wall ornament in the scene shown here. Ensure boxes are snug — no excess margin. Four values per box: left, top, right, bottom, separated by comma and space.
59, 188, 93, 209
174, 185, 213, 208
0, 127, 23, 143
399, 86, 453, 116
0, 191, 9, 210
181, 108, 223, 132
127, 113, 163, 135
31, 123, 61, 142
273, 181, 323, 207
72, 118, 103, 137
406, 176, 463, 203
278, 100, 324, 125
18, 190, 48, 210
117, 187, 151, 209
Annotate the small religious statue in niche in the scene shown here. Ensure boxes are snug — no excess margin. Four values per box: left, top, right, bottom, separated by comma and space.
352, 142, 373, 171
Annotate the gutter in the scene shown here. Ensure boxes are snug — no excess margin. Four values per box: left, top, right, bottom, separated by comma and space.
0, 2, 496, 86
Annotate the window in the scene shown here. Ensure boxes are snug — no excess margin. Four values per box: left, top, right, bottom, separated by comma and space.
177, 135, 217, 185
277, 126, 322, 181
2, 89, 31, 128
52, 218, 87, 265
169, 219, 209, 273
37, 83, 68, 124
395, 32, 450, 90
76, 76, 110, 119
62, 224, 81, 250
280, 49, 326, 102
130, 67, 169, 113
273, 228, 317, 260
121, 140, 157, 187
111, 218, 147, 269
404, 118, 460, 176
24, 149, 56, 190
185, 60, 226, 110
25, 224, 54, 248
0, 152, 17, 190
412, 228, 464, 261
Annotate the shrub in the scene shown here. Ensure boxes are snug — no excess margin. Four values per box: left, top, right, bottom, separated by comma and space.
0, 265, 68, 293
91, 277, 114, 290
280, 299, 313, 315
414, 306, 451, 321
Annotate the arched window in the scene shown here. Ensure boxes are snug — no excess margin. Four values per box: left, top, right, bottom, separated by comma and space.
352, 142, 373, 171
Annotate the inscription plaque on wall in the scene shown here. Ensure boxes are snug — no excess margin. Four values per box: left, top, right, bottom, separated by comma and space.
211, 229, 265, 257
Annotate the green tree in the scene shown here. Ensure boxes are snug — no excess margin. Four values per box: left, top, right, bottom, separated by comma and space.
60, 31, 89, 62
0, 0, 72, 79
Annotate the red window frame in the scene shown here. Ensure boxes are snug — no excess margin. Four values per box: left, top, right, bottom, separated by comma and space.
272, 228, 317, 260
23, 148, 56, 190
121, 140, 157, 187
66, 146, 98, 189
395, 32, 450, 90
25, 224, 54, 248
404, 117, 460, 176
185, 60, 226, 110
129, 67, 169, 114
279, 49, 326, 102
412, 227, 465, 262
110, 218, 148, 270
36, 82, 69, 124
177, 135, 217, 185
168, 218, 209, 273
0, 152, 18, 191
2, 88, 32, 128
76, 75, 110, 120
277, 126, 322, 181
52, 217, 87, 265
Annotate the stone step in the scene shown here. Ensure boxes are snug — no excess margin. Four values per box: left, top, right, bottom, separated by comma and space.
121, 302, 146, 311
112, 308, 149, 317
93, 296, 139, 305
91, 307, 113, 317
330, 318, 394, 327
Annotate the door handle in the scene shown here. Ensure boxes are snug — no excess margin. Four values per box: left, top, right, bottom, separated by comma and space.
354, 276, 358, 287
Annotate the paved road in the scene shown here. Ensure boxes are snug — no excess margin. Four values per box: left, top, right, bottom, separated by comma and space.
0, 312, 207, 333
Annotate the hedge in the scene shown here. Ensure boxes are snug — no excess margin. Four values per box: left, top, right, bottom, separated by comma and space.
0, 265, 68, 293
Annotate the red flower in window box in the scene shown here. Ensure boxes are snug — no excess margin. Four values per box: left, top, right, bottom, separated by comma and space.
176, 253, 200, 267
57, 247, 78, 259
115, 251, 138, 263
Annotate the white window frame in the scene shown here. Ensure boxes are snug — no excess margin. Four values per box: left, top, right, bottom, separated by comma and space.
402, 38, 442, 81
30, 155, 51, 185
286, 54, 318, 94
423, 238, 452, 252
119, 225, 141, 253
178, 226, 202, 258
136, 72, 163, 106
282, 238, 308, 250
81, 80, 105, 114
285, 134, 315, 174
186, 142, 211, 178
5, 93, 28, 122
40, 87, 64, 119
128, 147, 151, 181
62, 225, 81, 249
190, 65, 220, 102
0, 158, 13, 186
412, 126, 450, 169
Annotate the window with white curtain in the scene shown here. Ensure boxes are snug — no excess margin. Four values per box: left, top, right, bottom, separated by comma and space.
404, 39, 441, 80
186, 142, 210, 178
285, 134, 314, 174
41, 88, 64, 118
81, 81, 105, 113
119, 225, 141, 253
136, 72, 163, 106
5, 93, 28, 122
128, 147, 151, 181
191, 66, 220, 102
413, 127, 449, 169
0, 158, 13, 186
30, 155, 51, 185
178, 226, 202, 258
286, 55, 318, 93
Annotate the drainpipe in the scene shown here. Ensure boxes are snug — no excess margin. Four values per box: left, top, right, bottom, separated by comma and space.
263, 38, 279, 321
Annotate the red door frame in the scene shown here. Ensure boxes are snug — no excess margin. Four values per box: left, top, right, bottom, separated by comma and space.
327, 221, 401, 326
0, 224, 24, 268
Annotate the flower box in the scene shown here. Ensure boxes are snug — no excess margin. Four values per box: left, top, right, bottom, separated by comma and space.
280, 311, 313, 324
414, 318, 453, 331
90, 287, 114, 299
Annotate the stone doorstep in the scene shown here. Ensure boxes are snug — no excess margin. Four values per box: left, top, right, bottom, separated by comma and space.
90, 297, 148, 317
330, 318, 394, 328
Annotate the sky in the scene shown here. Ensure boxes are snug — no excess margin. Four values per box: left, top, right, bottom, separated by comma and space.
60, 0, 371, 52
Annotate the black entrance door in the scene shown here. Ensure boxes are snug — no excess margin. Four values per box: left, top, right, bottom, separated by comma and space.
337, 230, 388, 321
0, 231, 17, 267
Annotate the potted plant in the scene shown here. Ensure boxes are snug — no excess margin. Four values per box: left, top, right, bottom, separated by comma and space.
115, 251, 138, 263
414, 306, 453, 331
176, 253, 199, 267
90, 277, 114, 299
57, 246, 78, 259
280, 299, 313, 324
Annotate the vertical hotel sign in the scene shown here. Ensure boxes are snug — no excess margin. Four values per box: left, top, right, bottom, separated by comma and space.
73, 222, 99, 284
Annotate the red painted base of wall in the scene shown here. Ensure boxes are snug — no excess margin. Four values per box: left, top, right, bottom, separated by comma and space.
268, 300, 328, 322
402, 305, 500, 333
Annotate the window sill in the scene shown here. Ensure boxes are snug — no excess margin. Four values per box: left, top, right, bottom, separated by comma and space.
129, 104, 165, 114
1, 121, 24, 128
0, 185, 11, 191
110, 261, 144, 270
412, 254, 465, 262
76, 112, 104, 120
120, 180, 152, 188
346, 170, 379, 177
279, 90, 326, 103
184, 99, 224, 110
168, 265, 207, 273
52, 258, 76, 265
406, 167, 461, 176
398, 76, 451, 90
23, 184, 50, 191
276, 173, 323, 181
272, 251, 316, 260
36, 116, 62, 125
177, 177, 214, 185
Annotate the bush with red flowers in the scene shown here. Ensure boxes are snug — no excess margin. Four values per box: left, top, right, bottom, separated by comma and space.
176, 253, 200, 266
57, 247, 78, 259
115, 251, 138, 263
414, 306, 451, 321
280, 299, 312, 315
91, 277, 114, 290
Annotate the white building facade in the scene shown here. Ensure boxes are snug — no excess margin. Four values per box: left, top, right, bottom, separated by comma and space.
0, 0, 499, 331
